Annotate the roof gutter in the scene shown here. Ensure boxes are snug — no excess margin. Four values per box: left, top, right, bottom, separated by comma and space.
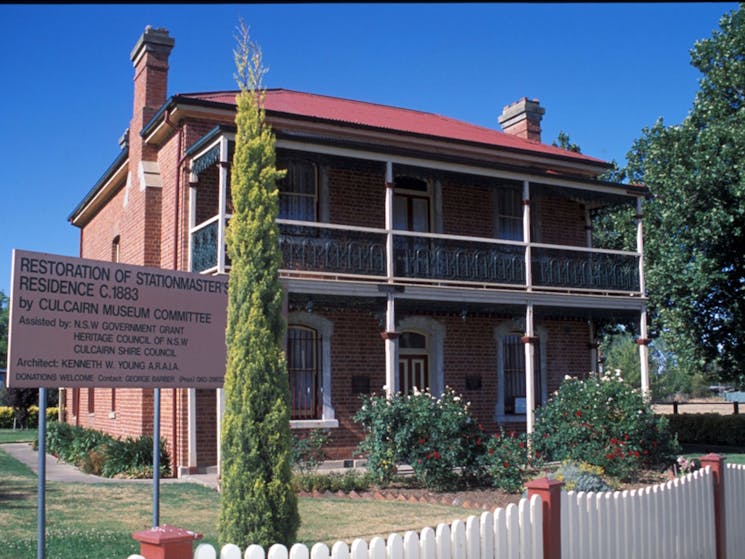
68, 148, 129, 225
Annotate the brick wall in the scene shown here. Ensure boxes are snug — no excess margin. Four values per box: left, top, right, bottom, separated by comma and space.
536, 195, 587, 246
328, 166, 385, 228
442, 181, 494, 237
292, 307, 593, 458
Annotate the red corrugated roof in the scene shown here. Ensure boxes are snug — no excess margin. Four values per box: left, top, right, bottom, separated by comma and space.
180, 89, 608, 166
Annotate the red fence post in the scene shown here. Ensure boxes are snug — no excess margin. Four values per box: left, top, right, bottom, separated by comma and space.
131, 525, 203, 559
700, 453, 726, 559
526, 477, 564, 559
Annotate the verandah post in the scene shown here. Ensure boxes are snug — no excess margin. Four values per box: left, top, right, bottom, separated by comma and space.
526, 478, 563, 559
701, 453, 726, 559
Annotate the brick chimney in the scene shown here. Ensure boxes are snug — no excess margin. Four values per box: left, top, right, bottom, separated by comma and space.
130, 26, 174, 135
498, 97, 545, 142
126, 26, 173, 268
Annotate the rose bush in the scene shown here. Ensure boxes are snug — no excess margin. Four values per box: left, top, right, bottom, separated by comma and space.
533, 370, 679, 481
354, 387, 485, 490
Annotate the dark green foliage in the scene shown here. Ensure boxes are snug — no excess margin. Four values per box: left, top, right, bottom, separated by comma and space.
219, 21, 299, 548
626, 6, 745, 388
481, 429, 540, 494
533, 372, 680, 481
291, 429, 329, 474
354, 387, 486, 490
44, 422, 170, 477
667, 413, 745, 447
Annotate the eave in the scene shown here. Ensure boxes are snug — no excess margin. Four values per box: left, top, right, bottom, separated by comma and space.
68, 149, 129, 227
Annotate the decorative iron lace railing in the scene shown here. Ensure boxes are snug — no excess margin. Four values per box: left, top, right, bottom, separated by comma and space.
190, 218, 640, 293
279, 223, 387, 277
531, 246, 639, 291
191, 219, 219, 273
393, 234, 525, 285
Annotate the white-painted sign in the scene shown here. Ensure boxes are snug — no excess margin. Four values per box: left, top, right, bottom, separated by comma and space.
7, 249, 228, 388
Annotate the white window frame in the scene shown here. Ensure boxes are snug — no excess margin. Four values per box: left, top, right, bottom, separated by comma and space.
287, 311, 338, 429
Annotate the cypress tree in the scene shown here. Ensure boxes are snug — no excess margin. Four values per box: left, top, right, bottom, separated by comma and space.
218, 21, 299, 548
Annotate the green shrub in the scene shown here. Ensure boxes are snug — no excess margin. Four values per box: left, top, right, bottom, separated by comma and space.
102, 435, 171, 478
481, 429, 540, 494
550, 461, 613, 492
354, 387, 485, 490
533, 371, 680, 481
291, 429, 330, 474
666, 413, 745, 447
45, 422, 170, 478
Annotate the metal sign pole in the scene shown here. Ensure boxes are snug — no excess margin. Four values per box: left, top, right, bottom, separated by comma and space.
153, 387, 160, 527
37, 387, 47, 559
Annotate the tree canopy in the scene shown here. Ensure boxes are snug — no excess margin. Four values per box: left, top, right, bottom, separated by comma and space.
627, 6, 745, 387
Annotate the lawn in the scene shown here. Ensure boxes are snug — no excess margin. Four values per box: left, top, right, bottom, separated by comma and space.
0, 448, 466, 559
0, 428, 38, 444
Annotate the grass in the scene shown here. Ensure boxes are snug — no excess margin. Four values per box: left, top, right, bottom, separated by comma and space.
0, 428, 38, 444
0, 448, 466, 559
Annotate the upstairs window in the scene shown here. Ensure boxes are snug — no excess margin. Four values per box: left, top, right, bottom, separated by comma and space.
279, 160, 317, 222
496, 187, 523, 241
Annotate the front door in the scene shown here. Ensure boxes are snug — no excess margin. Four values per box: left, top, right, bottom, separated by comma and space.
399, 355, 429, 394
398, 330, 430, 394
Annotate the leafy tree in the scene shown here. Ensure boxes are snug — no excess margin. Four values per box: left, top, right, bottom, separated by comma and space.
552, 130, 582, 153
218, 22, 299, 548
627, 6, 745, 388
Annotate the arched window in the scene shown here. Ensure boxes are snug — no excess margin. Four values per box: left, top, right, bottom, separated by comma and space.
111, 235, 120, 263
286, 311, 336, 427
287, 325, 319, 419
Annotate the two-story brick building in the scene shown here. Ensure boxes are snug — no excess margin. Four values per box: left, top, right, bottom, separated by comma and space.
65, 27, 650, 475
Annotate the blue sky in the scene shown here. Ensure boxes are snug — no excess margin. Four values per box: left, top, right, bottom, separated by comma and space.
0, 2, 738, 295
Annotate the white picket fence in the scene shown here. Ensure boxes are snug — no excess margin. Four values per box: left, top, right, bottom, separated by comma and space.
127, 460, 745, 559
562, 468, 715, 559
128, 494, 543, 559
726, 463, 745, 558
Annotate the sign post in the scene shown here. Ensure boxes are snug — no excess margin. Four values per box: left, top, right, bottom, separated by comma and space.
37, 387, 47, 559
6, 249, 231, 557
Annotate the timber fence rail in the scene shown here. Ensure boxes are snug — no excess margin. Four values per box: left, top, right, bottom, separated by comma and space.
127, 454, 744, 559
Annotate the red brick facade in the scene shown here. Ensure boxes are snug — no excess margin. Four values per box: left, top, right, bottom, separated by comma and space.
66, 27, 645, 474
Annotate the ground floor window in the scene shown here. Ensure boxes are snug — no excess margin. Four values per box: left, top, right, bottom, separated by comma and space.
286, 311, 336, 426
502, 334, 542, 414
287, 325, 320, 419
495, 322, 547, 419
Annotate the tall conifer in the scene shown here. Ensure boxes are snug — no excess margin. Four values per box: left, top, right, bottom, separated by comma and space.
218, 21, 299, 547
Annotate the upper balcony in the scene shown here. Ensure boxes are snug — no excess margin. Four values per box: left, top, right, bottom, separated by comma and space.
191, 218, 640, 295
186, 132, 644, 298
